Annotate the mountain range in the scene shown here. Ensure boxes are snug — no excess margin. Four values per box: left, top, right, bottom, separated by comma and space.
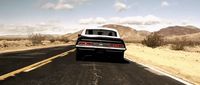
63, 24, 200, 42
1, 24, 200, 42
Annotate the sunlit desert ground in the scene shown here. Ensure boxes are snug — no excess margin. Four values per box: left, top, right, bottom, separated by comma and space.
0, 40, 71, 53
125, 43, 200, 84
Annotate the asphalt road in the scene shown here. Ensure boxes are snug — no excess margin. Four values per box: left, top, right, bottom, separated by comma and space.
0, 45, 74, 75
0, 45, 185, 85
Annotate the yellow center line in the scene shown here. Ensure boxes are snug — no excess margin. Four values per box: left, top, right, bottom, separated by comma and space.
23, 60, 52, 72
0, 49, 75, 80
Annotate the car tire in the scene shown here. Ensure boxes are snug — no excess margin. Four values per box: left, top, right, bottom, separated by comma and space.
117, 52, 124, 60
76, 49, 82, 60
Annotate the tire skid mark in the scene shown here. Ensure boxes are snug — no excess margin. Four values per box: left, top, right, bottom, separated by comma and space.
91, 63, 102, 85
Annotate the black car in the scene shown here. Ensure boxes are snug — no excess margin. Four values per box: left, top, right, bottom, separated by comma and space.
75, 27, 126, 60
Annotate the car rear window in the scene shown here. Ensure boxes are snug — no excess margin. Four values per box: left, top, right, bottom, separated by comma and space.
85, 29, 117, 37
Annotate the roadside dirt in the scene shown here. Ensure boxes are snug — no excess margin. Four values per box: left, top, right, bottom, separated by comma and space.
125, 43, 200, 85
0, 42, 74, 54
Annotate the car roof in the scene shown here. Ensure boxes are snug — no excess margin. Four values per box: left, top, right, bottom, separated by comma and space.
81, 27, 121, 38
84, 27, 118, 32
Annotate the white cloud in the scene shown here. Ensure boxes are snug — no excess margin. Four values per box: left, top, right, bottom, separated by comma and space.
55, 3, 74, 10
115, 15, 161, 25
42, 2, 55, 9
79, 18, 93, 24
144, 15, 161, 25
42, 0, 89, 10
79, 17, 106, 24
119, 16, 143, 25
110, 17, 121, 23
1, 17, 199, 35
114, 1, 128, 12
79, 15, 162, 25
94, 17, 106, 24
0, 20, 69, 35
161, 1, 169, 7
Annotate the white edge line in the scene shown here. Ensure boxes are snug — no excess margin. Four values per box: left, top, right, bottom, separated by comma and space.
125, 56, 194, 85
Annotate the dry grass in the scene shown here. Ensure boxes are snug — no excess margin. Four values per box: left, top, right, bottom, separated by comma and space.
165, 32, 200, 42
0, 34, 70, 52
184, 46, 200, 53
139, 33, 200, 51
125, 43, 200, 84
0, 40, 32, 48
164, 37, 200, 51
0, 40, 73, 54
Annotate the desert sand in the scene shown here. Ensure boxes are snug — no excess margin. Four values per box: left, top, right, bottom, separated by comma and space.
125, 43, 200, 85
0, 40, 73, 54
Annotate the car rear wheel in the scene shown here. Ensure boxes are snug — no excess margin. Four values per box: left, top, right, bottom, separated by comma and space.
119, 52, 124, 60
113, 52, 124, 60
76, 49, 83, 60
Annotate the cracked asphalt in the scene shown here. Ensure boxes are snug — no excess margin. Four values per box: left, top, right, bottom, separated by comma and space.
0, 45, 185, 85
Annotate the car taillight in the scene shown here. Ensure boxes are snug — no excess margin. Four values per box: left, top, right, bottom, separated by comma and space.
78, 41, 93, 46
111, 44, 124, 48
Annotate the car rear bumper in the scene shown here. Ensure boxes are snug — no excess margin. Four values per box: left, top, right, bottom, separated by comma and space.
76, 45, 126, 52
76, 45, 125, 60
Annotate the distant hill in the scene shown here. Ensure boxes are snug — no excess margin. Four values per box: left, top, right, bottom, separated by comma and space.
2, 24, 200, 43
103, 24, 151, 42
157, 26, 200, 37
63, 24, 200, 42
137, 30, 151, 36
63, 24, 150, 42
63, 31, 82, 41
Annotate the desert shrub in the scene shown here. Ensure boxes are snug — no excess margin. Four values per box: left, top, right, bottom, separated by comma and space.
48, 37, 57, 43
44, 35, 56, 43
0, 40, 18, 48
142, 32, 163, 48
186, 41, 196, 47
59, 37, 69, 43
171, 44, 185, 50
28, 34, 45, 45
49, 39, 56, 43
43, 35, 70, 43
170, 38, 186, 50
1, 40, 9, 48
165, 36, 200, 50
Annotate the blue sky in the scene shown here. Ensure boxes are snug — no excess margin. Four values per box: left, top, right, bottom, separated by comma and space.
0, 0, 200, 35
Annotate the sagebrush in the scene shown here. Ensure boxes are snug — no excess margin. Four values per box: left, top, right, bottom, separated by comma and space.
142, 32, 163, 48
170, 37, 188, 50
28, 34, 45, 45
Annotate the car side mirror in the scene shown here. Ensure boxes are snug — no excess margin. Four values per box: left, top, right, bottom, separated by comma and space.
78, 34, 81, 37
